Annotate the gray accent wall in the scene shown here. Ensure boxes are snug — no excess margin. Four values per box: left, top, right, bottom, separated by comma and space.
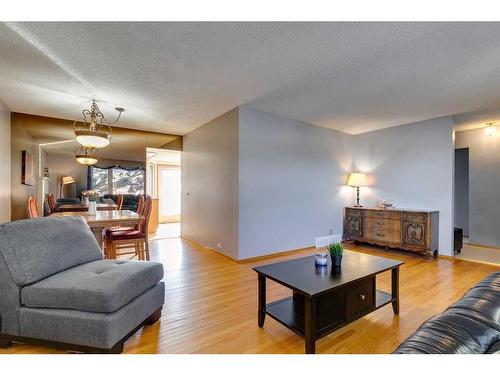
455, 128, 500, 247
454, 148, 469, 236
181, 108, 239, 259
181, 107, 455, 259
353, 116, 455, 256
238, 107, 352, 259
0, 101, 11, 223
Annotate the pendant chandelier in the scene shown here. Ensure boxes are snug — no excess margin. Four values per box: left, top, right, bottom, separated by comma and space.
75, 146, 98, 165
73, 100, 124, 148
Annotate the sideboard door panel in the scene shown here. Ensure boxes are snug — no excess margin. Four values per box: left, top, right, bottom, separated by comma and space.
402, 221, 426, 248
346, 215, 363, 238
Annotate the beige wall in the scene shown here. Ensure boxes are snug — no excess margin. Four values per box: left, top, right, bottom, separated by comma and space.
11, 112, 181, 220
46, 153, 88, 198
0, 101, 11, 223
10, 115, 40, 220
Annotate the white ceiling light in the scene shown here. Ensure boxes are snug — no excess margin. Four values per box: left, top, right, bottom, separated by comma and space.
73, 100, 124, 148
75, 146, 98, 165
485, 122, 497, 136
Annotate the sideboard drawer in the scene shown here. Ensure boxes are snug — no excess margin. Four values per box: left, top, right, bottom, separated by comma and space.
346, 208, 363, 217
364, 210, 401, 220
403, 213, 427, 223
364, 223, 401, 243
345, 277, 375, 321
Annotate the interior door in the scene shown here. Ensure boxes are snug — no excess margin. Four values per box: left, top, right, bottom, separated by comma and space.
157, 164, 181, 223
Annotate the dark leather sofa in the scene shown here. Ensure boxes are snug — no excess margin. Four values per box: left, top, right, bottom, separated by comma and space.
101, 194, 143, 212
394, 271, 499, 354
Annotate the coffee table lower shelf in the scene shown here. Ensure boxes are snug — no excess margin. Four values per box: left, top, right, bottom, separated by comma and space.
265, 290, 392, 339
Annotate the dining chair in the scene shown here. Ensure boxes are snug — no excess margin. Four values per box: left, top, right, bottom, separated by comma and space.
107, 195, 152, 261
102, 194, 145, 256
27, 196, 40, 218
47, 194, 57, 214
116, 194, 124, 210
136, 194, 145, 215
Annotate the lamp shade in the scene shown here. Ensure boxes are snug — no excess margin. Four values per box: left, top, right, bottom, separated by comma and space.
485, 125, 496, 137
61, 176, 75, 185
347, 172, 367, 187
75, 130, 111, 148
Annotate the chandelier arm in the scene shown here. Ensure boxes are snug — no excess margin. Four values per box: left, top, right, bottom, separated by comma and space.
112, 110, 123, 124
82, 109, 91, 122
104, 124, 113, 134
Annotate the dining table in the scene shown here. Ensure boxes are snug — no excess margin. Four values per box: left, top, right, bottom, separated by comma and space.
50, 210, 141, 250
57, 202, 118, 212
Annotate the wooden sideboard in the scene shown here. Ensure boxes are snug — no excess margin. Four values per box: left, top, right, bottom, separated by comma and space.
343, 207, 439, 257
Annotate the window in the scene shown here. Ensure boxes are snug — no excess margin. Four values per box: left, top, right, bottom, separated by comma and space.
90, 166, 145, 195
91, 167, 110, 194
112, 168, 145, 194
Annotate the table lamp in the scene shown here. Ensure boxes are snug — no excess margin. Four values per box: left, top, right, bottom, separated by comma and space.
347, 172, 367, 207
60, 175, 76, 198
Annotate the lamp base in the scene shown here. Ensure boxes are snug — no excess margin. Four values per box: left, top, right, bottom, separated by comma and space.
354, 186, 362, 207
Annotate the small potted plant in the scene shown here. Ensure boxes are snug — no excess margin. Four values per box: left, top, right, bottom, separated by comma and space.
327, 242, 343, 268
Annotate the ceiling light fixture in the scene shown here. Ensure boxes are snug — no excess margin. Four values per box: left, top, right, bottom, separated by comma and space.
73, 99, 124, 148
485, 122, 497, 137
75, 146, 98, 165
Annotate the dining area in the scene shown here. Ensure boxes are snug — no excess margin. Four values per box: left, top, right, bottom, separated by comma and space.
27, 193, 152, 261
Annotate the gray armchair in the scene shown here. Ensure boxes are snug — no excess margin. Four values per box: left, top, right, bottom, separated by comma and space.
0, 216, 164, 353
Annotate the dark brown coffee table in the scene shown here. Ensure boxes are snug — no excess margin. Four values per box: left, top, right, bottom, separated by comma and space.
253, 250, 403, 354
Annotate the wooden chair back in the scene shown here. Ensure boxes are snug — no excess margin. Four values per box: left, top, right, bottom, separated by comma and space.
136, 195, 145, 216
116, 194, 124, 210
47, 194, 57, 213
140, 195, 153, 235
27, 196, 40, 218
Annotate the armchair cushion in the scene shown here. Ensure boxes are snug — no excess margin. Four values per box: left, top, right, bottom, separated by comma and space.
0, 216, 102, 286
20, 259, 164, 313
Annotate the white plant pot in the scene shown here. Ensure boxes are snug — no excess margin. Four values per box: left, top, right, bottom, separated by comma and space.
88, 201, 97, 215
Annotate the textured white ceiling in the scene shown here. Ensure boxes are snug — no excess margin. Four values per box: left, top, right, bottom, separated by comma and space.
2, 22, 500, 135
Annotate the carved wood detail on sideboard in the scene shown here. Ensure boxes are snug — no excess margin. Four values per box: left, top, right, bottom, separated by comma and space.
344, 207, 439, 257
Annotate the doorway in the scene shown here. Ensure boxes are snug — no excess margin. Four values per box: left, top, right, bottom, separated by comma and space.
158, 164, 181, 223
454, 148, 469, 238
146, 148, 181, 240
454, 146, 500, 265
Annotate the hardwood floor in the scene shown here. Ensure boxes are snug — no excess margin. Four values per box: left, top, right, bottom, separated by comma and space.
1, 238, 499, 354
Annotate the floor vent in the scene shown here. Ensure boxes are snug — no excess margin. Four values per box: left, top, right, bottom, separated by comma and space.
315, 234, 342, 249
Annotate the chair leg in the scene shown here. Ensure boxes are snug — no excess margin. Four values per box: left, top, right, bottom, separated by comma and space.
110, 241, 116, 260
145, 308, 162, 325
103, 237, 108, 259
145, 239, 150, 261
139, 242, 144, 260
134, 242, 140, 260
